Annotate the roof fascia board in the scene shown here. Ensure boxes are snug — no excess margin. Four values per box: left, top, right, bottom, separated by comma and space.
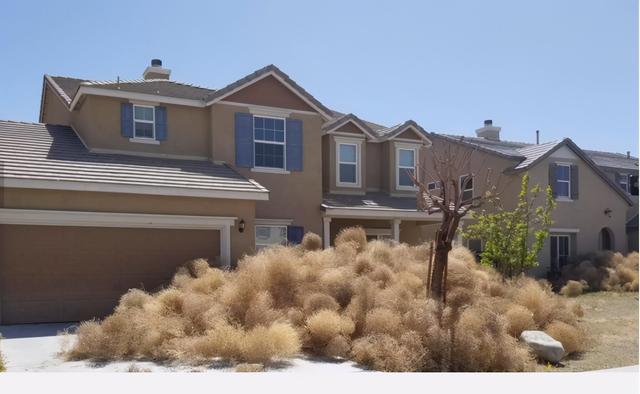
69, 86, 206, 110
323, 118, 378, 140
0, 208, 237, 229
2, 178, 269, 201
217, 100, 320, 117
205, 70, 333, 120
384, 124, 432, 144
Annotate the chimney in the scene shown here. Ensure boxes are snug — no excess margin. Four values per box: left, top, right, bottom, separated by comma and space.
475, 119, 501, 141
536, 130, 540, 145
143, 59, 171, 80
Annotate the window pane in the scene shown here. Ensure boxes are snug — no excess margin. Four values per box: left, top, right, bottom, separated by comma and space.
462, 189, 473, 202
339, 163, 356, 183
460, 176, 473, 191
256, 226, 287, 247
399, 168, 414, 186
339, 144, 356, 163
254, 128, 264, 140
134, 106, 154, 121
254, 142, 284, 169
265, 129, 275, 141
555, 181, 569, 197
274, 119, 284, 130
399, 149, 415, 167
275, 130, 285, 142
134, 122, 153, 138
265, 118, 275, 130
255, 117, 264, 128
555, 165, 570, 181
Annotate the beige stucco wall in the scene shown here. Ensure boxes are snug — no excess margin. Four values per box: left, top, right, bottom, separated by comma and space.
209, 103, 324, 236
1, 188, 257, 264
71, 95, 211, 158
526, 147, 630, 275
41, 85, 72, 126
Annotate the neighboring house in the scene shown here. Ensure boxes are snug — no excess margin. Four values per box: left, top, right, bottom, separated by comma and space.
583, 149, 639, 251
0, 60, 633, 324
424, 120, 634, 277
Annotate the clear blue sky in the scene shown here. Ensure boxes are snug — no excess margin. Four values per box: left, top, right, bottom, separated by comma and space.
1, 0, 637, 155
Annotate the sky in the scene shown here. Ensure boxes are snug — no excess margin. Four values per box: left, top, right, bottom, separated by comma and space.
1, 0, 637, 155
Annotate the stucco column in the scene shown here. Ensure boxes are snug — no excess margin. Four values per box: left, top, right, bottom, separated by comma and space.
454, 219, 464, 247
392, 219, 401, 242
323, 216, 332, 248
220, 224, 231, 269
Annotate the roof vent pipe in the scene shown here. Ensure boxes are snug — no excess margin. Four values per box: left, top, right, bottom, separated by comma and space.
536, 130, 540, 145
627, 151, 631, 159
151, 59, 162, 67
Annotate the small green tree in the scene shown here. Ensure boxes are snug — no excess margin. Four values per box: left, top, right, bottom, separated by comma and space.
463, 173, 556, 277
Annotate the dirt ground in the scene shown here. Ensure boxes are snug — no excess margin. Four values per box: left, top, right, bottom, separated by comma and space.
547, 292, 638, 372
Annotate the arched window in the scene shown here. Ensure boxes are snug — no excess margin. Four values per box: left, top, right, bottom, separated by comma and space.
599, 227, 614, 251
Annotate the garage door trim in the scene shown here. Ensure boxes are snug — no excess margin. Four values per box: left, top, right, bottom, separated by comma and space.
0, 208, 235, 267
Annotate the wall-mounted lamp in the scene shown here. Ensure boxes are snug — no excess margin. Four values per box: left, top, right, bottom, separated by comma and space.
238, 219, 245, 233
604, 208, 612, 218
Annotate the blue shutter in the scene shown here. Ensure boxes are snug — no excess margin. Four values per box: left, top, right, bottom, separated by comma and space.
120, 103, 133, 138
235, 113, 253, 168
287, 226, 304, 245
286, 118, 303, 171
155, 106, 167, 141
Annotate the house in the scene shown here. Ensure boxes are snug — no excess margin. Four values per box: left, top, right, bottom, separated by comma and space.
423, 120, 635, 276
0, 60, 633, 324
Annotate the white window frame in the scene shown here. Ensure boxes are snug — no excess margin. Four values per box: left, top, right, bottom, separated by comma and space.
132, 104, 156, 140
396, 146, 418, 191
427, 181, 441, 192
551, 234, 571, 269
619, 173, 629, 194
459, 174, 473, 201
253, 115, 287, 171
365, 228, 393, 240
554, 163, 572, 199
335, 137, 362, 188
255, 224, 288, 251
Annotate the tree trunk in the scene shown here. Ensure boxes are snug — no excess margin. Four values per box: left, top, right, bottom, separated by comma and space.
429, 243, 451, 300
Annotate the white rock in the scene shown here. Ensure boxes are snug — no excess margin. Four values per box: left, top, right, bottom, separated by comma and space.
519, 330, 565, 363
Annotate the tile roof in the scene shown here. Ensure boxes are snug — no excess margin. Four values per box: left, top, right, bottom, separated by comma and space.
322, 192, 419, 212
0, 120, 268, 199
48, 76, 216, 104
513, 140, 564, 169
583, 149, 639, 171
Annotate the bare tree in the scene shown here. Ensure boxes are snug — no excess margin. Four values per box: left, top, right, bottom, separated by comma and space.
411, 139, 502, 302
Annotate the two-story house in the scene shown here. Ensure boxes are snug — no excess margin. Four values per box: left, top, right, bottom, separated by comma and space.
0, 61, 633, 324
0, 61, 440, 324
424, 121, 635, 277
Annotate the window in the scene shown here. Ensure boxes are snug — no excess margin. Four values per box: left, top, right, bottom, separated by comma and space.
397, 148, 417, 189
427, 181, 441, 192
459, 175, 473, 202
550, 235, 570, 272
554, 164, 571, 198
619, 173, 629, 193
255, 225, 287, 251
133, 105, 155, 139
365, 228, 392, 241
254, 116, 286, 169
338, 142, 358, 186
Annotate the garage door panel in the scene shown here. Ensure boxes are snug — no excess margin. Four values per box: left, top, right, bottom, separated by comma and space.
1, 225, 220, 324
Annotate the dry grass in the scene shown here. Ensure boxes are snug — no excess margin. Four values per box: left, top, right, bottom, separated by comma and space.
545, 320, 586, 355
126, 363, 151, 372
560, 251, 639, 292
301, 233, 322, 251
560, 280, 588, 297
65, 229, 585, 371
235, 363, 264, 372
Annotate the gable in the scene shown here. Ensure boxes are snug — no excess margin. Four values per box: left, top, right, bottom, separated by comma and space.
223, 75, 316, 112
335, 121, 367, 135
550, 145, 579, 160
395, 129, 422, 141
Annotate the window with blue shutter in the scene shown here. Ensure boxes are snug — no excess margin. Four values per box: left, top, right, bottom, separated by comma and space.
235, 112, 254, 168
287, 226, 304, 245
121, 103, 134, 138
254, 116, 286, 169
286, 118, 303, 171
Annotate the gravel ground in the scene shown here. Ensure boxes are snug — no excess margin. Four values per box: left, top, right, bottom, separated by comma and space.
549, 292, 638, 372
